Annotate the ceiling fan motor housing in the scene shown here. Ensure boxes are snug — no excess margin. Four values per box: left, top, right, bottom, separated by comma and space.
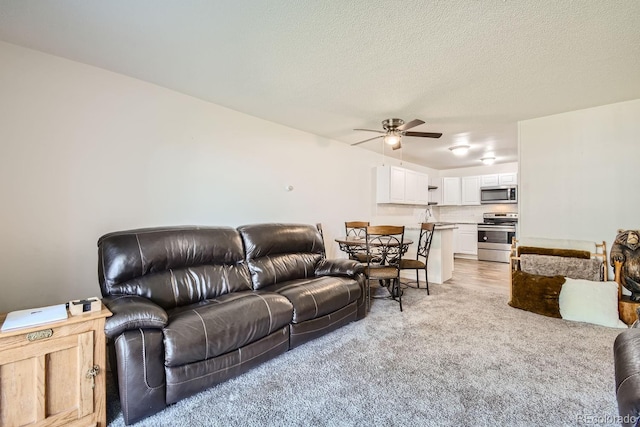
382, 118, 404, 130
351, 117, 441, 147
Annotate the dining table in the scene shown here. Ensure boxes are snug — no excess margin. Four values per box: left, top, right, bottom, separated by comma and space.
334, 235, 413, 306
334, 236, 413, 261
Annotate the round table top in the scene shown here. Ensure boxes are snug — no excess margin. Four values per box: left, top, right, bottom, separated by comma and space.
334, 236, 413, 246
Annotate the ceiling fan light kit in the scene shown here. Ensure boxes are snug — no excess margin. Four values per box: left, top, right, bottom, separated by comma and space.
352, 118, 442, 150
383, 131, 401, 146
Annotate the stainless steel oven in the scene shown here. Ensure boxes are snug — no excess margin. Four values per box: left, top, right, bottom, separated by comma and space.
477, 212, 517, 263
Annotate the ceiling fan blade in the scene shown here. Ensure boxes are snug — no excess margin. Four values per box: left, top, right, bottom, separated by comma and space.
391, 141, 402, 150
353, 128, 385, 134
397, 119, 425, 131
404, 131, 443, 138
351, 135, 384, 146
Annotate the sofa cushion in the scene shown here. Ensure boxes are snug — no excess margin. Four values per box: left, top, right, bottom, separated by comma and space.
98, 226, 252, 309
238, 223, 325, 289
264, 276, 361, 323
245, 253, 324, 289
163, 291, 293, 367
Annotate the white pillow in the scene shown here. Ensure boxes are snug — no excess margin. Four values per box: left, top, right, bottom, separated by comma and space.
559, 278, 627, 328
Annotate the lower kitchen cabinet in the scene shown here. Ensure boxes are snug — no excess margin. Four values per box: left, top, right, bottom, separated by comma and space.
454, 223, 478, 257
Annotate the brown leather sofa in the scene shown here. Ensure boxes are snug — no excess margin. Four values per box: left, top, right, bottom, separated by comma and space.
614, 326, 640, 426
98, 223, 366, 425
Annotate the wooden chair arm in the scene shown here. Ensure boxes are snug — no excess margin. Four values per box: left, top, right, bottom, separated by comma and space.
614, 260, 624, 300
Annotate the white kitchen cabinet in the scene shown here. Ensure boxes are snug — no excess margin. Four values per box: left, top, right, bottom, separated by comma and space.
441, 177, 461, 206
416, 172, 430, 204
376, 166, 430, 205
480, 173, 518, 187
404, 169, 430, 204
461, 176, 481, 205
376, 166, 405, 203
389, 166, 406, 202
499, 172, 517, 185
480, 174, 499, 187
454, 223, 478, 256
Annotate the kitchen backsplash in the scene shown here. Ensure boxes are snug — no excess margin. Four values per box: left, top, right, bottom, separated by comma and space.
370, 203, 518, 226
437, 204, 518, 224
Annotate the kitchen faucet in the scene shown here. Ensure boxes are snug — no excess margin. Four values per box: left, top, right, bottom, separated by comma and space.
424, 208, 432, 223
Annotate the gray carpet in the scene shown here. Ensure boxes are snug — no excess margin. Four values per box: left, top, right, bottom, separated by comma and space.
107, 280, 623, 426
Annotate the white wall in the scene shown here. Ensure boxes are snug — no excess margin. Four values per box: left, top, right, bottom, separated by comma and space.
518, 99, 640, 266
0, 41, 436, 312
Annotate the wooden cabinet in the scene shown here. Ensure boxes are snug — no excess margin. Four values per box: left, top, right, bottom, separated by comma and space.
0, 304, 112, 427
376, 166, 430, 205
441, 177, 461, 206
461, 176, 481, 205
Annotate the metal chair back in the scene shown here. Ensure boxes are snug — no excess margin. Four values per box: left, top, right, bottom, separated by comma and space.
345, 221, 370, 262
399, 222, 434, 294
345, 221, 369, 239
365, 225, 406, 311
417, 223, 435, 260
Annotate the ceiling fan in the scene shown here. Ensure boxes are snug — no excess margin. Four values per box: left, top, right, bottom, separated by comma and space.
351, 118, 442, 150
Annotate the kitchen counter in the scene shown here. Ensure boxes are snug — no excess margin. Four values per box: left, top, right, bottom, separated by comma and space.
405, 223, 457, 230
401, 224, 455, 284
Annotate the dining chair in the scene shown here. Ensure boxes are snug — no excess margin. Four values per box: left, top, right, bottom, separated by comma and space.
364, 225, 406, 311
399, 222, 434, 294
345, 221, 370, 262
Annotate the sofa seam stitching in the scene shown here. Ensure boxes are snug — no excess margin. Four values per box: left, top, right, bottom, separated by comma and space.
134, 233, 145, 276
192, 309, 209, 360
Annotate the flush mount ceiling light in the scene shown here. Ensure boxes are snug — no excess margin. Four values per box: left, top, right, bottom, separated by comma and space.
449, 144, 471, 156
480, 156, 496, 165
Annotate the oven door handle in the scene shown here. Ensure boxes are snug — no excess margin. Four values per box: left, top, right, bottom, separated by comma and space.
478, 226, 516, 232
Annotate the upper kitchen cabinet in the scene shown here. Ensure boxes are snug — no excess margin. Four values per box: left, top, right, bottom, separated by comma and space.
461, 176, 481, 205
480, 173, 518, 187
404, 169, 430, 204
441, 177, 461, 206
498, 172, 517, 185
376, 166, 430, 205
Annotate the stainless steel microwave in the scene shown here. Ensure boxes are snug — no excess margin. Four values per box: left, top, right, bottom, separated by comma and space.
480, 186, 517, 204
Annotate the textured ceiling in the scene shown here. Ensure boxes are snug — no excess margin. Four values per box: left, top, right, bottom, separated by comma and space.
1, 1, 639, 169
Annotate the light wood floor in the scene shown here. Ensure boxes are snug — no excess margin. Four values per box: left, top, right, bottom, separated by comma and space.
445, 258, 510, 292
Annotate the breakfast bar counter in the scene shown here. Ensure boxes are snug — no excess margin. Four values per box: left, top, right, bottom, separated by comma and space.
403, 223, 455, 284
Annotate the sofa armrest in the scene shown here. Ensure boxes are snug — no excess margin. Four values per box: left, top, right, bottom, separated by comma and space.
102, 295, 168, 339
315, 258, 364, 278
614, 328, 640, 425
